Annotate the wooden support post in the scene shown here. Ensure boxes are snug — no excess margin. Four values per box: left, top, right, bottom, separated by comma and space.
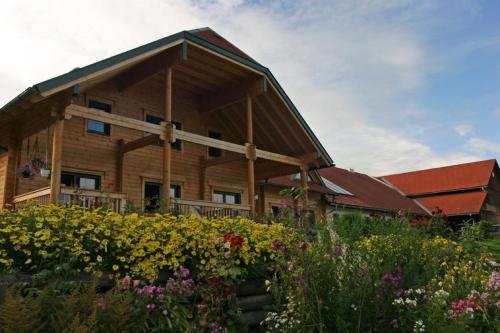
1, 136, 20, 208
300, 166, 309, 211
199, 156, 206, 200
116, 139, 124, 192
162, 67, 173, 212
49, 115, 64, 204
246, 94, 256, 217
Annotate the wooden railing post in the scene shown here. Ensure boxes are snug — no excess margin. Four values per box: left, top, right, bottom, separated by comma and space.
49, 114, 65, 204
246, 94, 256, 217
162, 66, 173, 212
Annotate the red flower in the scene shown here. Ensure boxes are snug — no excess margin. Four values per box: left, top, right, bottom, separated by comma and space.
208, 277, 221, 286
223, 231, 245, 248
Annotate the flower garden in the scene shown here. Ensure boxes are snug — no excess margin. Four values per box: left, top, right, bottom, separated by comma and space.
0, 204, 498, 332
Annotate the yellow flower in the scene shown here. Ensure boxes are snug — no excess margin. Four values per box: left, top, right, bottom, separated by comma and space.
112, 265, 119, 271
97, 255, 103, 263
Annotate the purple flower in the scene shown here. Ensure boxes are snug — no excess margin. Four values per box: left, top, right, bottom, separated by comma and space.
162, 309, 169, 316
272, 240, 280, 251
146, 303, 156, 311
487, 271, 500, 290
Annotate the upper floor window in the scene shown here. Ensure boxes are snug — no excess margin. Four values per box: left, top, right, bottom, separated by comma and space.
145, 115, 182, 150
208, 131, 222, 157
213, 190, 241, 205
87, 100, 111, 136
61, 172, 101, 190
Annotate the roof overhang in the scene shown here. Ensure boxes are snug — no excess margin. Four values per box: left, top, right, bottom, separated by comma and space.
0, 30, 333, 167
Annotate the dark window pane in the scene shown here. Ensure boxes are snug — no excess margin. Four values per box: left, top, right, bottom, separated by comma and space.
271, 205, 281, 218
213, 191, 241, 204
208, 131, 222, 157
61, 172, 100, 190
87, 100, 111, 135
145, 115, 164, 146
144, 182, 162, 212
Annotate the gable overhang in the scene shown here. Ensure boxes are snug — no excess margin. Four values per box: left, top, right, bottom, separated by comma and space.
0, 30, 333, 167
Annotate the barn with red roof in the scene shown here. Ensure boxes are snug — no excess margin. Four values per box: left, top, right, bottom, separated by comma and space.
380, 159, 500, 224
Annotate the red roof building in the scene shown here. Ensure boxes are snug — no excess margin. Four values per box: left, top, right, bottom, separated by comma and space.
380, 159, 500, 223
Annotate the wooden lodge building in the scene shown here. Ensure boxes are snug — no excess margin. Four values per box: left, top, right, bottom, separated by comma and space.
0, 28, 333, 218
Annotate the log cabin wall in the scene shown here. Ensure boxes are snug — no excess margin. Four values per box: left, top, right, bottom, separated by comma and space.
12, 74, 250, 211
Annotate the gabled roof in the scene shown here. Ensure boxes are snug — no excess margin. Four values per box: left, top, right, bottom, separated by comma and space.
416, 191, 487, 216
0, 27, 333, 166
319, 167, 428, 215
380, 159, 497, 196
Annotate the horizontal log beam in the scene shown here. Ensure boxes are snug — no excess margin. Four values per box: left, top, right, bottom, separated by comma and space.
200, 77, 267, 113
114, 44, 187, 92
65, 104, 163, 136
255, 148, 302, 166
65, 104, 308, 167
122, 134, 160, 154
173, 128, 247, 154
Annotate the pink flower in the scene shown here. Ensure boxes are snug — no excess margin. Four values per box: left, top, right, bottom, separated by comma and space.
122, 276, 131, 289
133, 279, 141, 288
146, 303, 156, 311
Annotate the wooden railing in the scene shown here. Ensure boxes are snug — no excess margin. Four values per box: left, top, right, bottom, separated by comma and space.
12, 187, 51, 207
170, 198, 251, 218
12, 187, 127, 213
59, 188, 127, 213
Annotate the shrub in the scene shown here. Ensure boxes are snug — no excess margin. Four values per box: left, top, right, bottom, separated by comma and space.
0, 204, 291, 282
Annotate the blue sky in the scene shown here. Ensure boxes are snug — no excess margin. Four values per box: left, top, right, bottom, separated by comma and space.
0, 0, 499, 174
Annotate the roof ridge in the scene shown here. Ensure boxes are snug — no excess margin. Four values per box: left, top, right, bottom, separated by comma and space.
381, 159, 496, 178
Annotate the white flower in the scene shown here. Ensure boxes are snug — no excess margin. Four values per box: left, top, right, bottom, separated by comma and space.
392, 297, 404, 305
405, 298, 417, 307
413, 320, 425, 332
416, 288, 424, 295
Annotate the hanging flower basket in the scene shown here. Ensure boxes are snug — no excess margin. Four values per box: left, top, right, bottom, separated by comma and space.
18, 164, 35, 179
40, 167, 51, 178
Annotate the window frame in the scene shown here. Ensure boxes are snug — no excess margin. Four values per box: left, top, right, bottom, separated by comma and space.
142, 180, 182, 212
207, 130, 223, 158
212, 190, 242, 205
86, 98, 112, 136
60, 171, 102, 191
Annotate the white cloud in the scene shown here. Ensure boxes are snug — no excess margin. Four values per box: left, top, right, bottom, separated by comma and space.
453, 124, 473, 137
466, 137, 500, 156
0, 0, 488, 175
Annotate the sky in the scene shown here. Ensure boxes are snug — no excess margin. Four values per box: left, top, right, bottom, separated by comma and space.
1, 0, 499, 175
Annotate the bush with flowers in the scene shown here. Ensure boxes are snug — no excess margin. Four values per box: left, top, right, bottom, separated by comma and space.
262, 213, 499, 333
0, 204, 291, 282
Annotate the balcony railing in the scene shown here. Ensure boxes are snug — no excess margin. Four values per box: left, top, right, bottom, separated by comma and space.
12, 187, 127, 213
170, 198, 251, 218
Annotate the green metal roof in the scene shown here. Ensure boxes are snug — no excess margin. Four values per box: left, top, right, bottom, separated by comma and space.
0, 29, 333, 166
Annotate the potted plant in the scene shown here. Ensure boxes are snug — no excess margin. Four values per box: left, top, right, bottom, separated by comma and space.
40, 164, 51, 178
18, 164, 34, 179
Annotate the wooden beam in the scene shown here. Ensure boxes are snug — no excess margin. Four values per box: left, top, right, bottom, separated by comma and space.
173, 129, 247, 154
114, 44, 186, 92
49, 114, 64, 204
65, 104, 163, 135
200, 77, 267, 113
199, 156, 206, 200
162, 67, 173, 212
65, 104, 305, 167
246, 95, 256, 216
122, 134, 160, 154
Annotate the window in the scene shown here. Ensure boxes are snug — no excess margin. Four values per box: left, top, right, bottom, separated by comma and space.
213, 191, 241, 205
271, 205, 281, 218
61, 172, 101, 190
208, 131, 222, 157
145, 115, 182, 150
87, 100, 111, 135
144, 182, 181, 212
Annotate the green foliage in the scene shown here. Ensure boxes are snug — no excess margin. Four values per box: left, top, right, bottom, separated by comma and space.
263, 214, 499, 333
459, 220, 492, 242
